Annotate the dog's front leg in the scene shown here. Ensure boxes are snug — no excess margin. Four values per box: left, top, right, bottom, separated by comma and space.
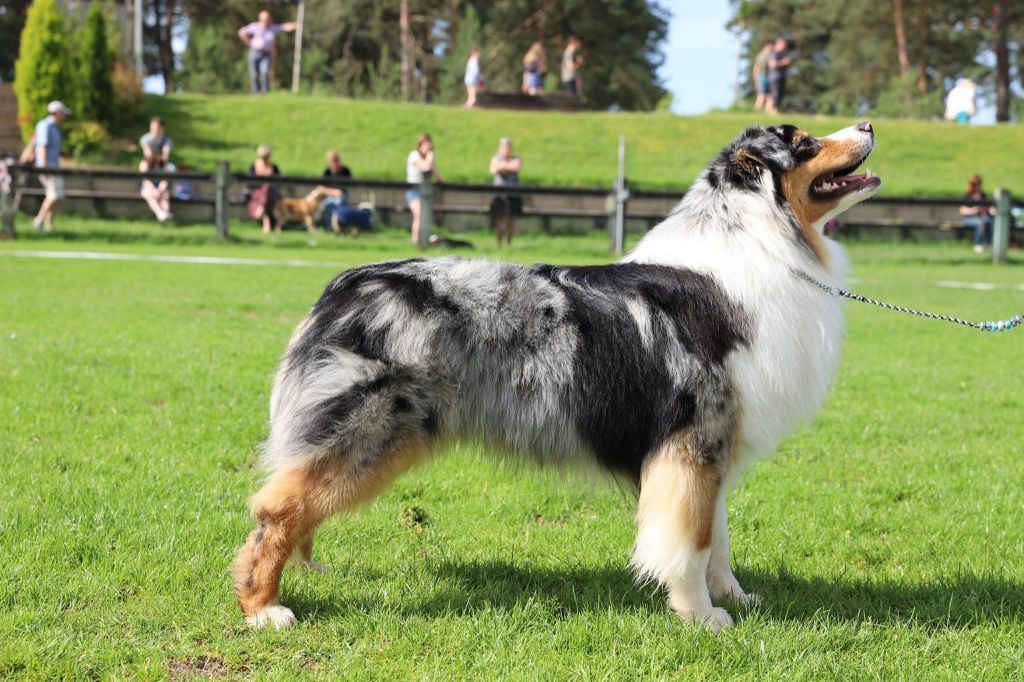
631, 443, 734, 632
705, 494, 759, 606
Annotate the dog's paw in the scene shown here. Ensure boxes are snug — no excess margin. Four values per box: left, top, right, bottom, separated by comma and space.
246, 604, 296, 629
734, 592, 761, 607
302, 560, 330, 573
707, 571, 758, 607
675, 606, 735, 632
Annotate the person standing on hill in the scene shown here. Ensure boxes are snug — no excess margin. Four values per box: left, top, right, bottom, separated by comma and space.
32, 101, 71, 232
766, 36, 792, 115
752, 40, 773, 111
464, 47, 485, 108
561, 36, 584, 96
238, 10, 298, 93
522, 42, 547, 96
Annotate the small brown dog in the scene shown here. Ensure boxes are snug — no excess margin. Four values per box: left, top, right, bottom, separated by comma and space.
272, 188, 327, 233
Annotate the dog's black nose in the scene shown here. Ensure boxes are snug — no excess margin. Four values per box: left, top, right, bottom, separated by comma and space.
857, 121, 873, 135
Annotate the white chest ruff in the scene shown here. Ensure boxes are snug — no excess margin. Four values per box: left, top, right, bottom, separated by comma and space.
727, 270, 845, 460
629, 227, 848, 465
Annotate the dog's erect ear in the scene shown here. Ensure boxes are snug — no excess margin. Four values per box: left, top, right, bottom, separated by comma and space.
729, 126, 796, 175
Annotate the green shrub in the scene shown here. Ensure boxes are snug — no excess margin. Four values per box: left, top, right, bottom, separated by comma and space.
13, 0, 76, 141
64, 120, 109, 161
111, 61, 146, 130
77, 0, 115, 127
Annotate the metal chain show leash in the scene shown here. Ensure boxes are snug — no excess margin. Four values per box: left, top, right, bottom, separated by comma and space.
793, 269, 1024, 333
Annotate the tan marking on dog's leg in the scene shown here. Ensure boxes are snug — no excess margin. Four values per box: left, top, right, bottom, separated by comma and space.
293, 531, 329, 572
631, 440, 732, 631
231, 444, 428, 628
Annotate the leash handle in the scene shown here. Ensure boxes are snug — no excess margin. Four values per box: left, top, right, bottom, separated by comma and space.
792, 269, 1023, 333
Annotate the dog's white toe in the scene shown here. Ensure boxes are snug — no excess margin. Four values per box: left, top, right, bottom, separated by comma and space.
246, 604, 296, 629
302, 560, 330, 572
676, 606, 735, 632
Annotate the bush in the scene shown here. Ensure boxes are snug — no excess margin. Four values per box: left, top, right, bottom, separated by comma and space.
872, 72, 944, 120
64, 120, 109, 161
13, 0, 76, 141
111, 61, 146, 130
77, 0, 115, 127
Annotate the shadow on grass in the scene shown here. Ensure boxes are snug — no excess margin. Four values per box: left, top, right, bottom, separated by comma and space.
738, 565, 1024, 627
286, 559, 1023, 628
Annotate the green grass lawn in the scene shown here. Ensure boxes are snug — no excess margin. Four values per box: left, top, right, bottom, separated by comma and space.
131, 93, 1024, 198
1, 220, 1023, 679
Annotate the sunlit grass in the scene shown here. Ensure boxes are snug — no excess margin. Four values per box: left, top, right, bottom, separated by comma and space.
1, 224, 1022, 678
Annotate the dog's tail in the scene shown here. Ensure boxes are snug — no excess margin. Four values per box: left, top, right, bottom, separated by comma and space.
262, 345, 442, 472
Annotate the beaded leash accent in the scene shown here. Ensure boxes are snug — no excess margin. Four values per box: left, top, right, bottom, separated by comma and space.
793, 269, 1023, 333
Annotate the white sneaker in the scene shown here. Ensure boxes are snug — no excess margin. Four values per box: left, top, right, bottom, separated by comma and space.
32, 217, 43, 230
973, 244, 985, 254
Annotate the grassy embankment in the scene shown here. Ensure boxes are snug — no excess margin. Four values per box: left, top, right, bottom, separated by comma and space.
138, 93, 1024, 198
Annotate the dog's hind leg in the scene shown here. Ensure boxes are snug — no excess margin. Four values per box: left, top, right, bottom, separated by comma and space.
631, 436, 733, 631
231, 445, 427, 628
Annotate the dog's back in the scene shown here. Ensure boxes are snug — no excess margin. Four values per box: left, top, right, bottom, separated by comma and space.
264, 257, 747, 483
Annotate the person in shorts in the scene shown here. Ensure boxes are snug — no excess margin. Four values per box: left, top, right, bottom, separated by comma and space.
406, 133, 441, 245
464, 47, 484, 108
33, 101, 71, 231
489, 137, 522, 246
140, 116, 172, 164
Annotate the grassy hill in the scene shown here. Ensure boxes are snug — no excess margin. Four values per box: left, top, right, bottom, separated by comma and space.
145, 94, 1024, 198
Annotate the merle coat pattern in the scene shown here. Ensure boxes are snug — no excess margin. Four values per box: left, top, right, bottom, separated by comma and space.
233, 122, 881, 631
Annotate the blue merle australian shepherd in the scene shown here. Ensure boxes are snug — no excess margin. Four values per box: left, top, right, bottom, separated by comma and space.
232, 122, 881, 631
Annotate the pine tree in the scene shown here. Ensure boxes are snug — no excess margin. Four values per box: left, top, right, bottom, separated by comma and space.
13, 0, 76, 141
78, 0, 115, 127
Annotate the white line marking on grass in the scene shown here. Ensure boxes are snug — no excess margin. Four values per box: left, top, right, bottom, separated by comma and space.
936, 280, 997, 291
0, 250, 352, 269
2, 251, 1023, 293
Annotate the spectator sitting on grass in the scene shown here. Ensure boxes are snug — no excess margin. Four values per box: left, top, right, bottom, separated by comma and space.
317, 149, 359, 233
247, 145, 281, 234
140, 117, 171, 164
139, 158, 173, 224
960, 174, 995, 254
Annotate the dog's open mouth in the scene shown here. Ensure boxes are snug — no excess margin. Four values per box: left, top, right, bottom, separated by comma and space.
810, 154, 881, 200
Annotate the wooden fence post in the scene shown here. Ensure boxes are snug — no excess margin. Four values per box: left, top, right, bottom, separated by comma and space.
215, 161, 229, 240
0, 162, 15, 239
611, 134, 628, 256
992, 187, 1011, 264
418, 173, 433, 248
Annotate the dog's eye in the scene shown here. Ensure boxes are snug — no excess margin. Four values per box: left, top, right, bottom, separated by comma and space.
796, 137, 811, 149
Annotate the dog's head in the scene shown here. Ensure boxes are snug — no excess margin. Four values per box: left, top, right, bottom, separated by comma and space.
305, 187, 328, 204
712, 121, 881, 233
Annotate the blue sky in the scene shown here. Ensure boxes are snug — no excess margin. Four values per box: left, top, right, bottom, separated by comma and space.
659, 1, 738, 115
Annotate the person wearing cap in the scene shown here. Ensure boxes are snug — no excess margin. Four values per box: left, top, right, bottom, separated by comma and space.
488, 137, 522, 246
238, 10, 298, 93
32, 101, 71, 231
